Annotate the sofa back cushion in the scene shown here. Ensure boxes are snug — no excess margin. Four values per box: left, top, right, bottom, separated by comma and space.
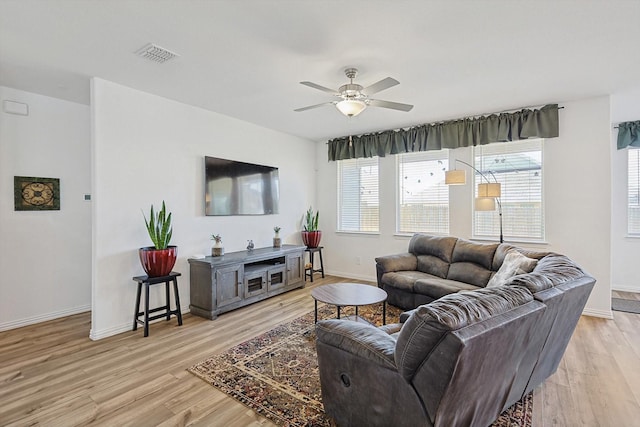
506, 254, 586, 293
446, 239, 499, 287
492, 244, 550, 271
486, 250, 538, 288
408, 234, 458, 278
395, 286, 533, 382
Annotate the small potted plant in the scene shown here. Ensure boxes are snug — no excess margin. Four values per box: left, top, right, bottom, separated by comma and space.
273, 226, 282, 248
140, 201, 177, 277
301, 206, 321, 248
211, 233, 224, 257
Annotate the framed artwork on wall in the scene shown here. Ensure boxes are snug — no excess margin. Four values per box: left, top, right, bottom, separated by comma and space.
14, 176, 60, 211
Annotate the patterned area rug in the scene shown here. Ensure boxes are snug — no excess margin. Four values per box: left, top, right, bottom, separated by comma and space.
612, 297, 640, 314
188, 303, 532, 427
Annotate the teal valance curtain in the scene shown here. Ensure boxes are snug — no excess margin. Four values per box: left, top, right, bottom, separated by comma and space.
327, 104, 559, 161
617, 120, 640, 149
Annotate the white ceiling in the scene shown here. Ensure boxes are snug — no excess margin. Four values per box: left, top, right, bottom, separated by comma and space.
1, 0, 640, 142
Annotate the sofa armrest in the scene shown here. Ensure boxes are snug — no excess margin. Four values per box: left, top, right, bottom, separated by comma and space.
379, 323, 403, 335
399, 309, 417, 323
375, 253, 418, 273
315, 319, 397, 369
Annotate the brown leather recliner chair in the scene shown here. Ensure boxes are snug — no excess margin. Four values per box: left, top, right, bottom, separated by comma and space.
316, 286, 547, 427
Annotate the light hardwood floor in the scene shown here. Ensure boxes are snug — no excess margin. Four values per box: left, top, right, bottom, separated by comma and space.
1, 278, 639, 426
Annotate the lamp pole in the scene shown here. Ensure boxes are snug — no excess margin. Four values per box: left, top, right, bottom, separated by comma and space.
451, 159, 504, 243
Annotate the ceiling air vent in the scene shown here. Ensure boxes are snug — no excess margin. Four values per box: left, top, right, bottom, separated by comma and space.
135, 43, 179, 64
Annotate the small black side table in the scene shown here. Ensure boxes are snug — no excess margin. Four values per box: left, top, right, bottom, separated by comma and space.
305, 246, 325, 282
132, 271, 183, 337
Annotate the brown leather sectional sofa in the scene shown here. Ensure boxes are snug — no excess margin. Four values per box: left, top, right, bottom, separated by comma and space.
315, 234, 595, 427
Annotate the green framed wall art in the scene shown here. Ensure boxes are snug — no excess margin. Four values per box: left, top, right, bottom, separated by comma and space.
14, 176, 60, 211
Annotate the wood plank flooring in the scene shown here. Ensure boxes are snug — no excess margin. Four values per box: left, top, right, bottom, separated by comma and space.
1, 278, 639, 426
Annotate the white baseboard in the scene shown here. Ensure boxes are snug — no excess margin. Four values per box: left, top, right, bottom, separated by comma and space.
89, 322, 131, 341
581, 307, 614, 319
612, 284, 640, 293
0, 304, 91, 332
89, 305, 191, 341
325, 270, 377, 284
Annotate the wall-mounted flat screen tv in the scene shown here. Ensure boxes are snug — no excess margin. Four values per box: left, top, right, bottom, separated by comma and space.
205, 156, 279, 216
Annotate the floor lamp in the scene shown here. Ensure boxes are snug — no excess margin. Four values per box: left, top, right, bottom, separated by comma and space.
445, 159, 504, 243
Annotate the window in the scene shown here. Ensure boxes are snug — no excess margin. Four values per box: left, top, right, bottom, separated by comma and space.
628, 148, 640, 235
474, 139, 544, 241
337, 157, 379, 232
397, 150, 449, 234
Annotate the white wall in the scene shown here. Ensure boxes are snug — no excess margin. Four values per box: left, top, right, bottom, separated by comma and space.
611, 85, 640, 293
316, 95, 612, 318
91, 78, 316, 340
0, 86, 91, 331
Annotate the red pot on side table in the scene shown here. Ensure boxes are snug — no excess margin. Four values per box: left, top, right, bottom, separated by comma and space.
139, 246, 177, 277
301, 231, 322, 248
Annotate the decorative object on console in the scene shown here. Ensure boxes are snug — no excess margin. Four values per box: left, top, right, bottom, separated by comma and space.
273, 226, 281, 248
301, 206, 322, 248
140, 201, 176, 277
14, 176, 60, 211
445, 159, 504, 243
246, 239, 254, 251
211, 234, 224, 257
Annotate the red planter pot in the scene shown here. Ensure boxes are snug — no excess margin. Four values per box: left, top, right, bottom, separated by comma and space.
139, 246, 177, 277
301, 231, 322, 248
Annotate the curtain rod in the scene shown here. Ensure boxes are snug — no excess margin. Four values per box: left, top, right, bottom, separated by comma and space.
327, 104, 564, 143
463, 104, 563, 120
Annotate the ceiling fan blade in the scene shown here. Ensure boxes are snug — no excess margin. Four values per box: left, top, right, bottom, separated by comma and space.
368, 99, 414, 112
294, 101, 335, 112
300, 81, 340, 96
361, 77, 399, 95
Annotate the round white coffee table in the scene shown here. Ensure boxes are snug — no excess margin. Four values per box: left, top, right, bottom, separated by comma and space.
311, 282, 388, 324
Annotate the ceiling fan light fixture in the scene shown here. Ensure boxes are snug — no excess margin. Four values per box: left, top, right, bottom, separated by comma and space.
336, 99, 367, 117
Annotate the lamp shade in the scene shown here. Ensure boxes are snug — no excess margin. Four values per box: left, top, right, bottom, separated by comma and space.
336, 100, 366, 117
477, 182, 501, 198
475, 197, 496, 211
445, 169, 466, 185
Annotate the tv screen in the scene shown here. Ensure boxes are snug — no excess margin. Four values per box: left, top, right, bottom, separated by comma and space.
205, 156, 279, 216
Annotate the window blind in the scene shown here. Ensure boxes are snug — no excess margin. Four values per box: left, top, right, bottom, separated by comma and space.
337, 157, 379, 232
628, 148, 640, 235
397, 150, 449, 234
474, 139, 544, 241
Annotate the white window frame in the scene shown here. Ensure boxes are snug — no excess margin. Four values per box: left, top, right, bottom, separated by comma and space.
396, 150, 450, 235
628, 148, 640, 236
473, 139, 545, 242
336, 157, 380, 233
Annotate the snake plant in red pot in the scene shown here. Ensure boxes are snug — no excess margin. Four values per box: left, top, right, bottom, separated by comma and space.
301, 206, 321, 248
139, 201, 177, 277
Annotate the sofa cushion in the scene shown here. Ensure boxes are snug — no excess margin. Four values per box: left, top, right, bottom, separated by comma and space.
446, 240, 499, 287
487, 250, 538, 288
414, 276, 481, 299
451, 239, 498, 270
381, 271, 436, 292
416, 254, 451, 278
506, 254, 586, 293
491, 244, 549, 271
408, 234, 457, 263
491, 243, 518, 271
447, 262, 493, 287
395, 286, 533, 381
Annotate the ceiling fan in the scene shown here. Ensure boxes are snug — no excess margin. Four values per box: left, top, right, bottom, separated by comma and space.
295, 68, 414, 117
